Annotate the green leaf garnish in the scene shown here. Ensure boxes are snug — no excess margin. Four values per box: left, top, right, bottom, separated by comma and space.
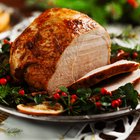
59, 86, 69, 93
2, 44, 10, 53
76, 88, 92, 98
117, 83, 138, 109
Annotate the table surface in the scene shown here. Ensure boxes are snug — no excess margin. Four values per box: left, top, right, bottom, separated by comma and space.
0, 0, 140, 139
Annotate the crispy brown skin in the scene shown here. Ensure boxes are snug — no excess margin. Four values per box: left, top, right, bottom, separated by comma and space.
69, 60, 139, 90
10, 8, 110, 91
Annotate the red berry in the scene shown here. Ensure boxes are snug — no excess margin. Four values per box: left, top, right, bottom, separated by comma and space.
95, 96, 100, 101
107, 91, 112, 96
53, 93, 60, 100
0, 78, 7, 85
70, 94, 78, 104
111, 100, 120, 108
117, 98, 122, 106
100, 88, 108, 95
55, 88, 61, 93
71, 94, 77, 100
61, 92, 67, 97
18, 89, 25, 96
95, 102, 102, 108
132, 52, 138, 59
3, 39, 10, 44
70, 98, 76, 104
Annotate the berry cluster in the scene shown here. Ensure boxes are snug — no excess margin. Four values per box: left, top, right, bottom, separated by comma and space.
111, 49, 139, 63
0, 39, 26, 97
117, 50, 138, 59
94, 88, 123, 110
111, 99, 122, 108
52, 86, 127, 115
0, 76, 26, 96
53, 89, 78, 104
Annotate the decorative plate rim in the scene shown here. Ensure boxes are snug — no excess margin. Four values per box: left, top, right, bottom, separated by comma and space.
0, 104, 140, 122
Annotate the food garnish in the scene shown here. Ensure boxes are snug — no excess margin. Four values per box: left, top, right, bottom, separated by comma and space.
17, 102, 63, 115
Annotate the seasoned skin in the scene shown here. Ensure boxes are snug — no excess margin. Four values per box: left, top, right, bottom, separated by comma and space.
10, 8, 111, 94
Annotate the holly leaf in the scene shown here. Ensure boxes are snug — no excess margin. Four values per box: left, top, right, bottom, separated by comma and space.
59, 86, 69, 93
0, 85, 11, 98
34, 94, 43, 104
2, 44, 10, 53
92, 88, 101, 94
117, 83, 138, 109
76, 88, 92, 98
11, 87, 20, 94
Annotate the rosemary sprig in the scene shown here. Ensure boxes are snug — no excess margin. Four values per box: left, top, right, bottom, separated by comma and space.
0, 127, 22, 136
6, 128, 22, 136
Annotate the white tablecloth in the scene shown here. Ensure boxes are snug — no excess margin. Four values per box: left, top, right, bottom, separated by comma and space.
0, 112, 140, 140
0, 115, 82, 140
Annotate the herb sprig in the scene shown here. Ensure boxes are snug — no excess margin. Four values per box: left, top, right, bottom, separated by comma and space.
0, 127, 22, 136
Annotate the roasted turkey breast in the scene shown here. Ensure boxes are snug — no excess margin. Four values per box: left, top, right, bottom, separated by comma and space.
10, 8, 111, 94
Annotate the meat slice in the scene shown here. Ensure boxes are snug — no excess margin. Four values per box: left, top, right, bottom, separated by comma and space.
96, 69, 140, 92
9, 8, 111, 94
69, 60, 139, 90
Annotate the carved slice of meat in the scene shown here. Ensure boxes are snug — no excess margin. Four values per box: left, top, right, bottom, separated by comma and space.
69, 60, 139, 90
96, 69, 140, 92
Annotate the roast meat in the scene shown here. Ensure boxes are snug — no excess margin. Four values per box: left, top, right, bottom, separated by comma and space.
10, 8, 111, 94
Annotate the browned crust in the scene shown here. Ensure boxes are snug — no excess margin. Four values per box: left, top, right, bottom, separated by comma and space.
69, 61, 139, 90
10, 8, 105, 90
